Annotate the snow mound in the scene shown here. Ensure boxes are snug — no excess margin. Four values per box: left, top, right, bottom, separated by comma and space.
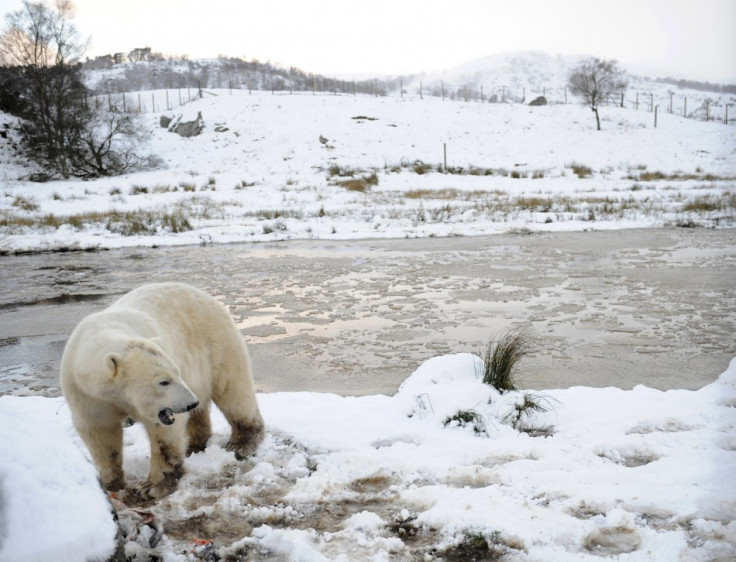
0, 397, 119, 562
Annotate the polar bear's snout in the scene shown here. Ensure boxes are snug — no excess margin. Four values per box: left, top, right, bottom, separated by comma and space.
158, 399, 199, 426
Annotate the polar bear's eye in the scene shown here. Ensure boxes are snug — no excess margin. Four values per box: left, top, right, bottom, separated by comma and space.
159, 380, 171, 387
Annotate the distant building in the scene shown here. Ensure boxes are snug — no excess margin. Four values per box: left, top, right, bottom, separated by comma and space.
128, 47, 152, 62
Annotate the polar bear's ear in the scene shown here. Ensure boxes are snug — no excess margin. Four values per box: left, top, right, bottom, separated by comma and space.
104, 353, 122, 380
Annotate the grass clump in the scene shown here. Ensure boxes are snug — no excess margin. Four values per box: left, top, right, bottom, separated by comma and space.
569, 163, 593, 179
479, 330, 530, 392
501, 392, 556, 436
12, 195, 39, 211
336, 172, 378, 192
443, 410, 486, 434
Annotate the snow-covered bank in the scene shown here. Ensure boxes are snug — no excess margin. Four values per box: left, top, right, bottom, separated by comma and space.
1, 91, 734, 253
1, 354, 735, 560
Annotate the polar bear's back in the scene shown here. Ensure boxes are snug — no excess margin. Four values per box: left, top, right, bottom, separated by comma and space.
111, 282, 234, 340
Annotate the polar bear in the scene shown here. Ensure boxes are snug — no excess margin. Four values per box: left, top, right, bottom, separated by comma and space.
61, 282, 265, 499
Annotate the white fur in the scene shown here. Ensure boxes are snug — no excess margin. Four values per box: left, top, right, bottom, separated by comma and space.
61, 282, 265, 499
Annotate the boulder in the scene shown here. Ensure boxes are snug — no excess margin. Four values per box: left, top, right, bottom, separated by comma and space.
529, 96, 548, 106
168, 111, 204, 137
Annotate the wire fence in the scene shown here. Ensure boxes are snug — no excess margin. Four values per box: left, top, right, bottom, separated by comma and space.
92, 82, 734, 127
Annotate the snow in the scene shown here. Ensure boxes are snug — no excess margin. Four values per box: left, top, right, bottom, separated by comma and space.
0, 397, 119, 562
1, 89, 735, 254
1, 355, 734, 560
1, 79, 735, 559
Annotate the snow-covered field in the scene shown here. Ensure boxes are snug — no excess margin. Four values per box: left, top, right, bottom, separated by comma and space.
1, 89, 734, 253
1, 90, 735, 560
1, 354, 735, 560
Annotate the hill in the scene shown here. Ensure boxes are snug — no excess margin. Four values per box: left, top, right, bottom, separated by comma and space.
0, 85, 734, 253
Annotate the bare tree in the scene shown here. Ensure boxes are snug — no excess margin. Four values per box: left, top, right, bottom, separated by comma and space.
0, 1, 147, 178
568, 57, 627, 131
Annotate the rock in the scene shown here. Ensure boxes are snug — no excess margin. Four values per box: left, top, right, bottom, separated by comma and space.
159, 114, 173, 128
169, 111, 204, 137
529, 96, 548, 106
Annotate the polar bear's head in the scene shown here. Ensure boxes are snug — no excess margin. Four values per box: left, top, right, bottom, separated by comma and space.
104, 339, 199, 426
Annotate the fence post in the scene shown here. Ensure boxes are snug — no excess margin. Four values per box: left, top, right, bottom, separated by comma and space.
122, 94, 126, 112
152, 92, 155, 113
138, 93, 141, 113
669, 92, 673, 113
726, 105, 729, 125
684, 97, 687, 117
650, 93, 654, 112
635, 92, 639, 110
480, 84, 484, 102
620, 93, 624, 108
502, 85, 505, 103
654, 105, 658, 128
443, 143, 447, 172
706, 101, 710, 122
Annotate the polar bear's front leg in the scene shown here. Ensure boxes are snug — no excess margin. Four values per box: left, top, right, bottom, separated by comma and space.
79, 422, 125, 491
136, 422, 187, 499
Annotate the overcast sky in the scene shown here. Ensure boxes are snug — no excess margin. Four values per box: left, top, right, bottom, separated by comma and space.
1, 0, 734, 82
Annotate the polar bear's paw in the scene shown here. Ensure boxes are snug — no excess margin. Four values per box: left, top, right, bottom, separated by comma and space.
226, 421, 266, 461
134, 465, 185, 500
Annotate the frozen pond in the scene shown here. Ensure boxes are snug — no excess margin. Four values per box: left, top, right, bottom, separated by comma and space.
1, 227, 735, 398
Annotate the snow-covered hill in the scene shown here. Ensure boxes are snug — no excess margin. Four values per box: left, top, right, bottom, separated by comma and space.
1, 86, 734, 253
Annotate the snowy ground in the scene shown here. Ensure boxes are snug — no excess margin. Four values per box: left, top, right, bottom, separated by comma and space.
1, 354, 735, 561
1, 90, 735, 253
1, 91, 735, 560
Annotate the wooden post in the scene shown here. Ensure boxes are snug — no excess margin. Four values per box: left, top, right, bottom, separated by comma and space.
443, 143, 447, 172
122, 94, 126, 112
400, 79, 403, 98
650, 93, 654, 112
726, 105, 729, 125
107, 93, 112, 111
480, 84, 484, 102
669, 92, 673, 113
138, 93, 141, 113
684, 97, 687, 117
166, 90, 170, 110
706, 101, 710, 122
654, 105, 658, 128
152, 92, 155, 113
502, 85, 506, 103
635, 92, 639, 110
